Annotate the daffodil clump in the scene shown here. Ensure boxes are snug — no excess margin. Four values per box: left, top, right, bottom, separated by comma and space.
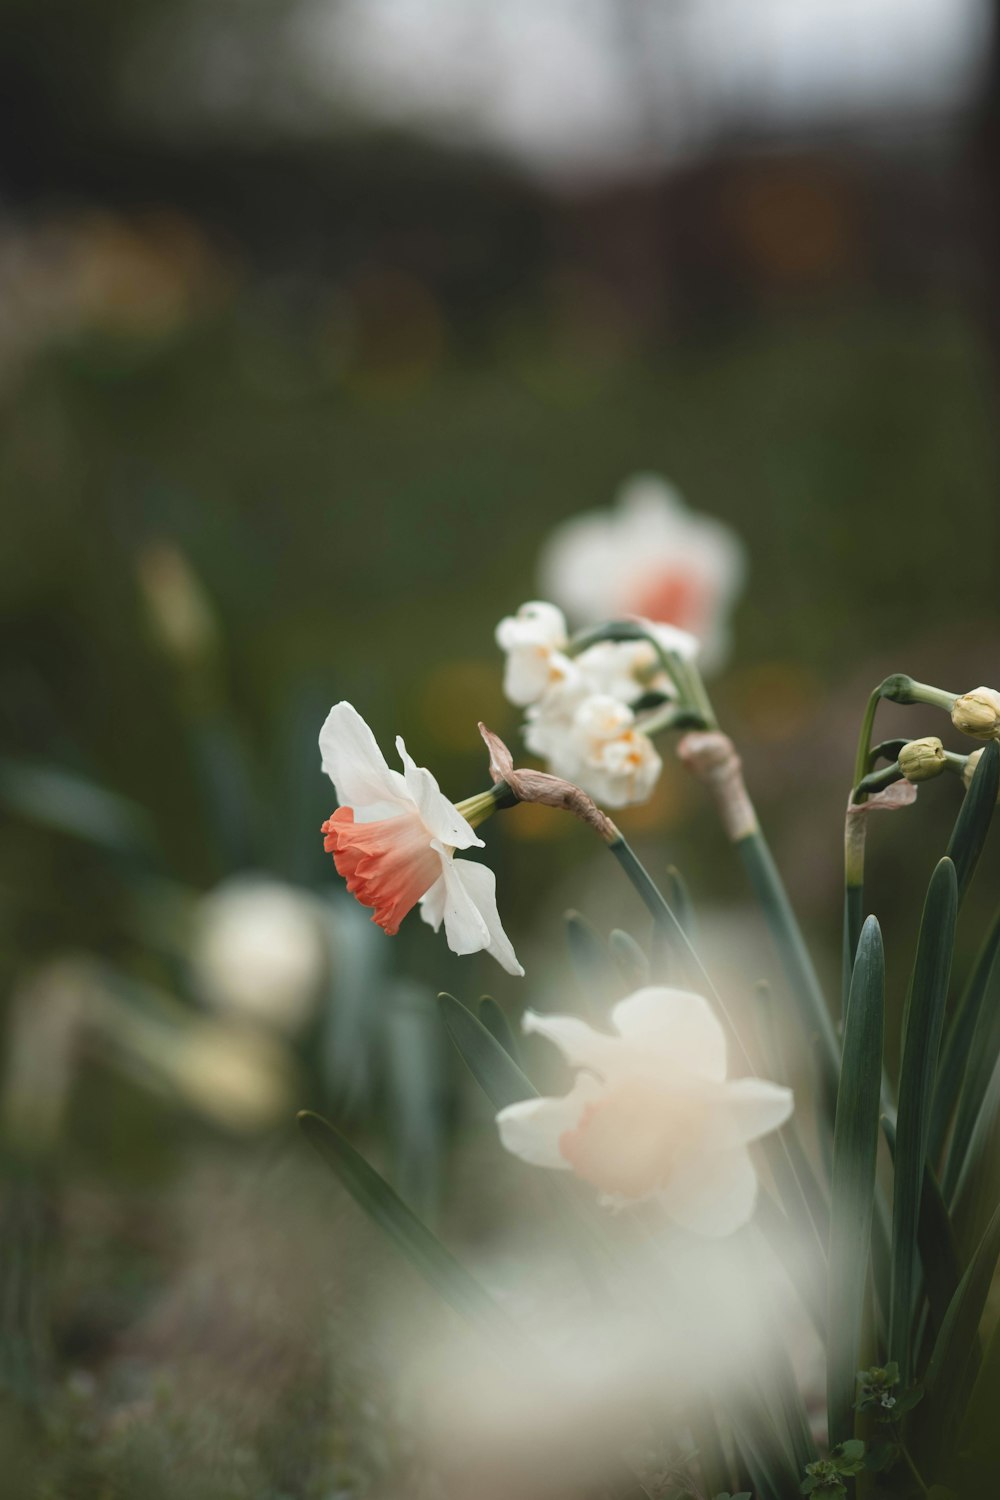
302, 477, 1000, 1499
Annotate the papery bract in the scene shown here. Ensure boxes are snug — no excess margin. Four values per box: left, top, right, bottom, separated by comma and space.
497, 985, 792, 1235
320, 702, 522, 975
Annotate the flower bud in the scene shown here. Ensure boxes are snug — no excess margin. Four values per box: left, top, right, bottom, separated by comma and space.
951, 686, 1000, 740
898, 736, 946, 783
962, 748, 1000, 802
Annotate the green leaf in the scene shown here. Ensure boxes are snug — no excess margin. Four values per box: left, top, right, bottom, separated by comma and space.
827, 916, 885, 1444
439, 991, 535, 1111
297, 1110, 521, 1355
0, 758, 155, 856
931, 904, 1000, 1171
477, 996, 522, 1065
565, 909, 618, 1016
945, 739, 998, 900
882, 1117, 961, 1339
608, 928, 649, 988
917, 1201, 1000, 1469
890, 858, 957, 1382
943, 908, 1000, 1203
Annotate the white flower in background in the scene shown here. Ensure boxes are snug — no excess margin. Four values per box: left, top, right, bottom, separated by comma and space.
497, 986, 792, 1235
526, 693, 661, 808
495, 600, 571, 707
192, 877, 327, 1033
320, 701, 523, 975
538, 474, 746, 672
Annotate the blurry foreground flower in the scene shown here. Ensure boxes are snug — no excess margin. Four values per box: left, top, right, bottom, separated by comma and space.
538, 474, 745, 671
320, 701, 522, 975
192, 877, 327, 1033
497, 986, 792, 1234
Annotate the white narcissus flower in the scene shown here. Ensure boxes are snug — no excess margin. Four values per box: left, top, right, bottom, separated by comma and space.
539, 474, 745, 672
497, 986, 792, 1236
495, 600, 571, 707
320, 701, 523, 976
525, 691, 661, 809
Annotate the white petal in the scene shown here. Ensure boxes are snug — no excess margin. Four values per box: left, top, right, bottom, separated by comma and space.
502, 647, 559, 708
610, 986, 728, 1082
429, 851, 490, 955
447, 859, 524, 976
418, 871, 448, 932
656, 1145, 759, 1237
319, 702, 408, 809
496, 1073, 604, 1169
714, 1077, 794, 1147
522, 1010, 621, 1077
495, 601, 567, 651
395, 737, 482, 850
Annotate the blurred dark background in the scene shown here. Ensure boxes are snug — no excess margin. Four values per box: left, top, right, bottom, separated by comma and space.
1, 2, 999, 1490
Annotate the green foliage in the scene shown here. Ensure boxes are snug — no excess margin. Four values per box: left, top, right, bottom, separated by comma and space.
827, 915, 884, 1444
800, 1440, 865, 1496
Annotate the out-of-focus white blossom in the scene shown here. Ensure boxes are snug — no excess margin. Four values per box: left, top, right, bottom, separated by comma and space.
494, 600, 571, 707
498, 985, 792, 1235
526, 692, 661, 808
320, 701, 522, 975
539, 473, 745, 671
192, 877, 327, 1033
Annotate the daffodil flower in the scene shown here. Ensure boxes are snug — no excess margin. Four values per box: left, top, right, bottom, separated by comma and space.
538, 474, 745, 672
320, 701, 523, 975
495, 600, 572, 707
526, 692, 662, 808
497, 986, 792, 1235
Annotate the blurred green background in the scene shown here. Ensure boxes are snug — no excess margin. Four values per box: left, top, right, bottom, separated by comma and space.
1, 1, 1000, 1493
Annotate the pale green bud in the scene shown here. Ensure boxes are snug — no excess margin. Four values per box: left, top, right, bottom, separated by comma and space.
951, 686, 1000, 740
962, 749, 1000, 802
898, 736, 946, 783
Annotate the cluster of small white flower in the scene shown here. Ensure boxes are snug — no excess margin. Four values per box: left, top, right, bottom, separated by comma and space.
496, 600, 694, 808
495, 475, 745, 809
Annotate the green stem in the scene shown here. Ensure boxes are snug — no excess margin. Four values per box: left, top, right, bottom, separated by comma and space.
898, 1440, 930, 1496
737, 829, 841, 1117
852, 687, 884, 800
843, 883, 864, 1018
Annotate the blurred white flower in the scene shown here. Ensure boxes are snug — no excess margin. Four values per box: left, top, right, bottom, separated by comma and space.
539, 474, 746, 671
320, 701, 522, 975
494, 600, 571, 707
526, 692, 661, 808
497, 985, 792, 1235
192, 877, 327, 1033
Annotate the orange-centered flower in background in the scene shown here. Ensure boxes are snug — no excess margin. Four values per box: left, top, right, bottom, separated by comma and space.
538, 474, 746, 674
497, 986, 792, 1235
320, 701, 522, 975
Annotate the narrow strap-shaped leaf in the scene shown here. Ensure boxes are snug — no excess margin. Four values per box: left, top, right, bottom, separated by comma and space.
439, 991, 535, 1110
734, 828, 840, 1124
890, 857, 958, 1382
298, 1110, 522, 1353
916, 1201, 1000, 1469
943, 912, 1000, 1203
729, 1384, 803, 1500
931, 905, 1000, 1170
945, 739, 999, 901
477, 996, 522, 1065
609, 928, 650, 988
950, 1053, 1000, 1244
752, 981, 830, 1242
827, 915, 885, 1444
565, 909, 618, 1016
882, 1117, 961, 1340
957, 1318, 1000, 1491
664, 865, 696, 938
